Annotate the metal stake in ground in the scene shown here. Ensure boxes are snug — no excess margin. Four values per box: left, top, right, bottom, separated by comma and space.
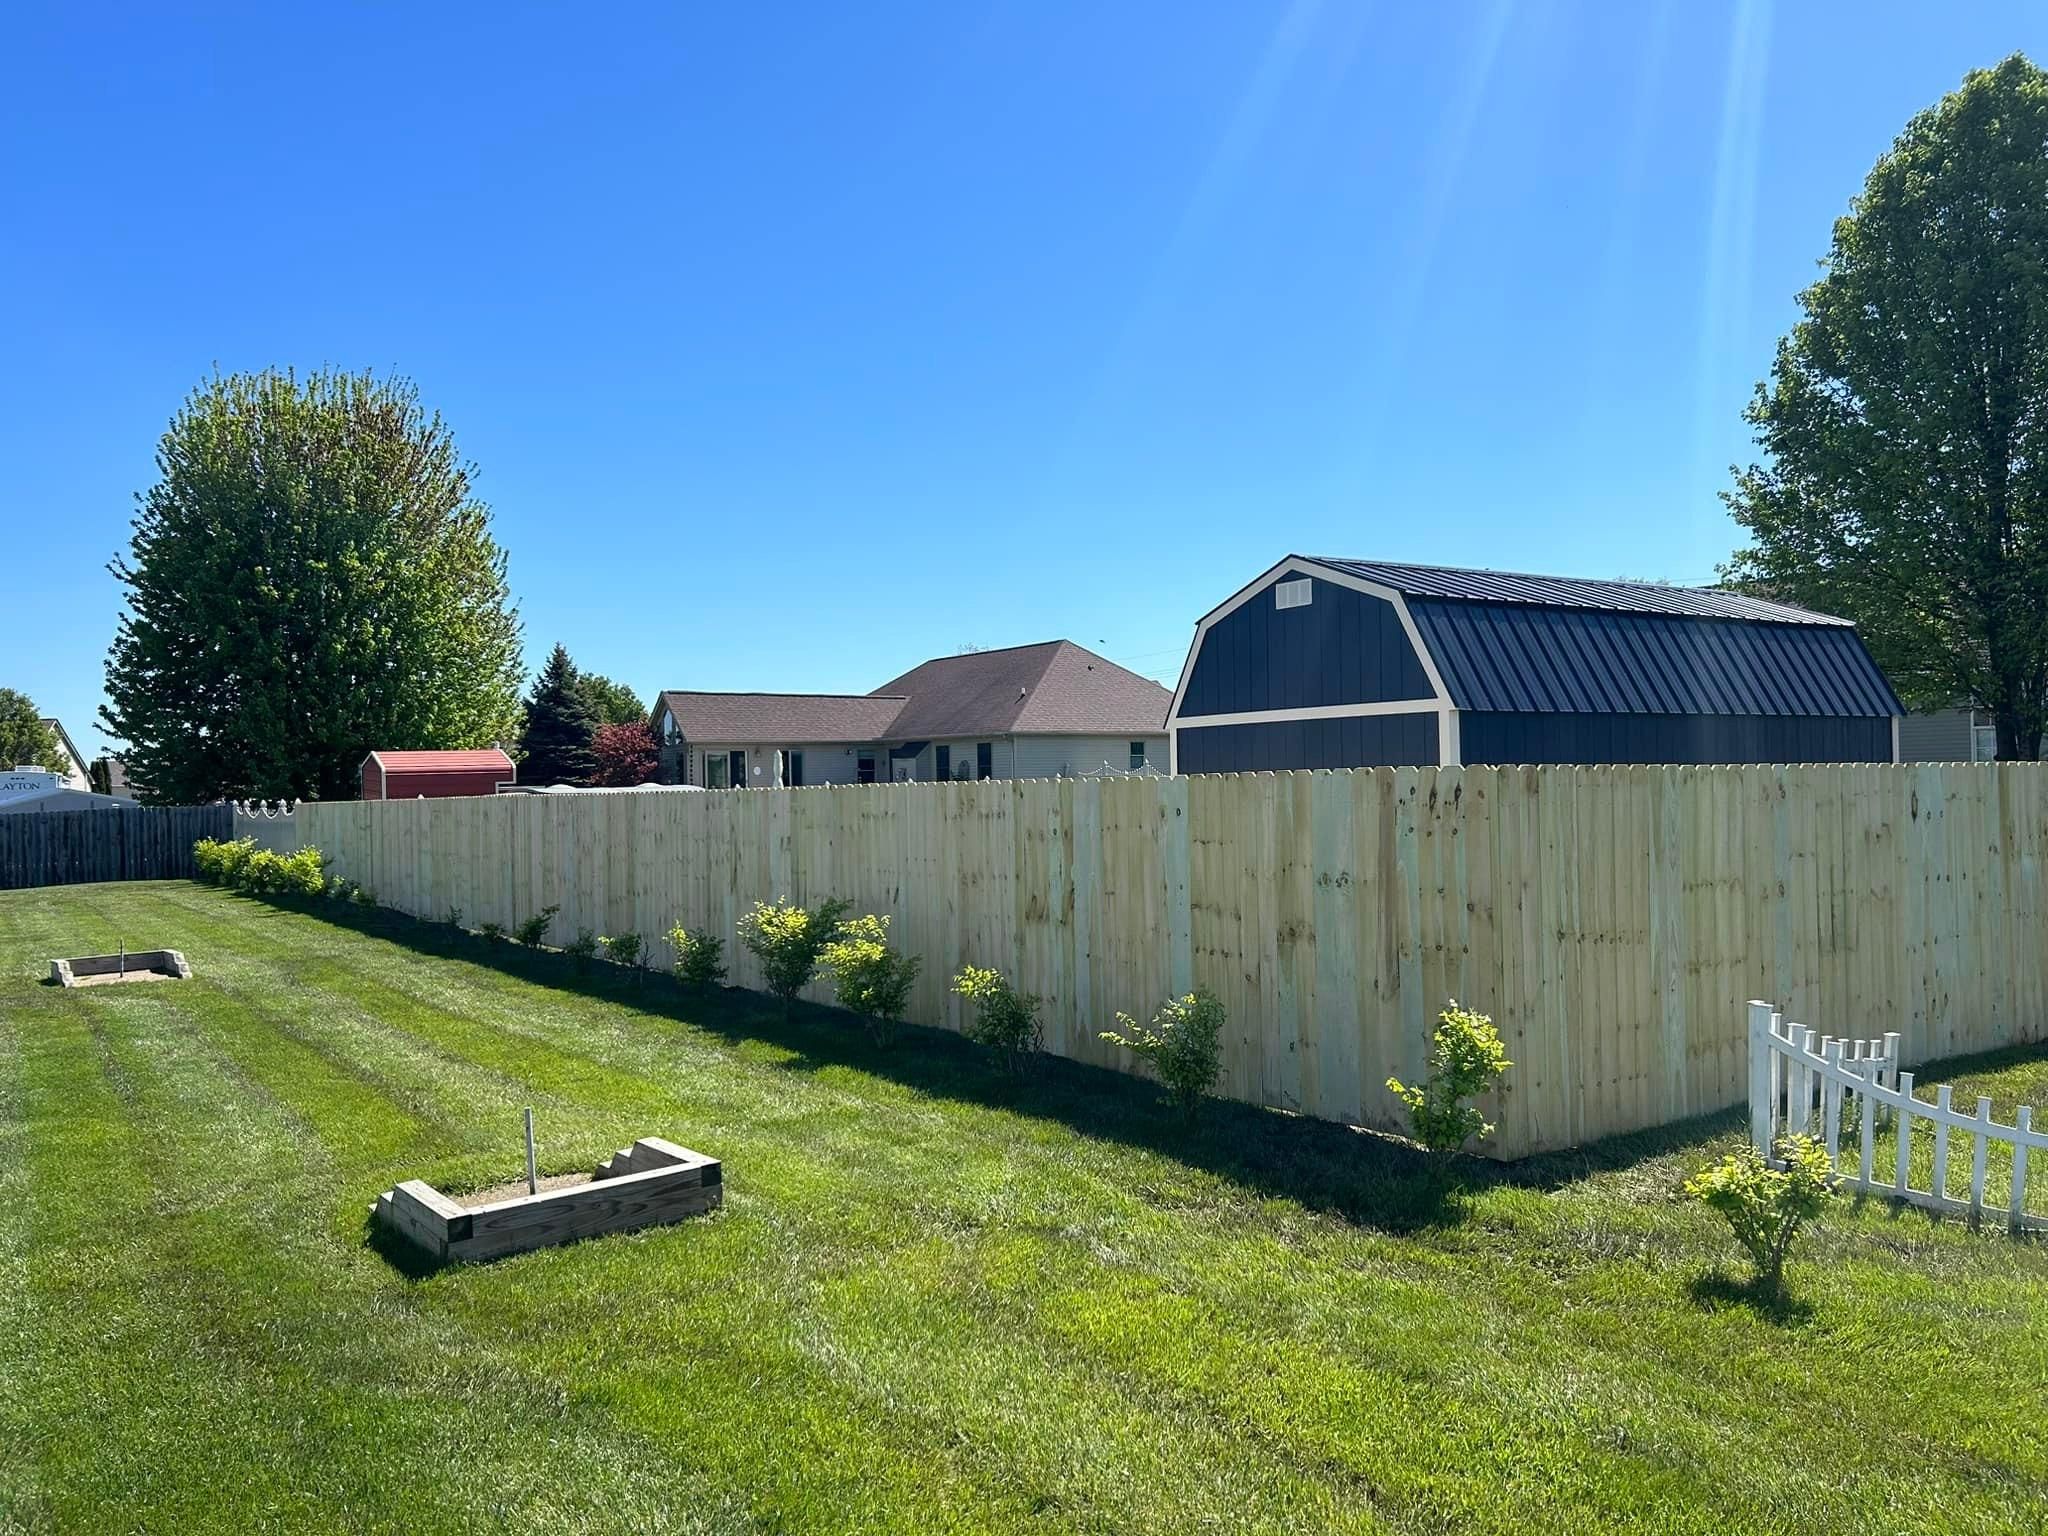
524, 1107, 538, 1196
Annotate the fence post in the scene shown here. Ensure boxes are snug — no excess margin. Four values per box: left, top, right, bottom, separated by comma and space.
1748, 1001, 1775, 1155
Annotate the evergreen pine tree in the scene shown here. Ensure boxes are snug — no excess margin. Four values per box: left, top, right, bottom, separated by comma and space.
517, 645, 598, 786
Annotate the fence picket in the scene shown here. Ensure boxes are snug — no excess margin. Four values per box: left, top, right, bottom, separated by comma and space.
1823, 1038, 1845, 1162
1858, 1055, 1877, 1187
2014, 1108, 2033, 1235
1895, 1072, 1917, 1194
1931, 1085, 1954, 1204
1971, 1096, 1992, 1216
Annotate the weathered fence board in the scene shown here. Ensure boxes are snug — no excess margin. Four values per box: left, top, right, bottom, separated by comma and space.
0, 804, 231, 890
287, 766, 2048, 1158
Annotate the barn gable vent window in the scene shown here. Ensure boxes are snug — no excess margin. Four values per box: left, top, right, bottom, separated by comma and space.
1275, 578, 1313, 610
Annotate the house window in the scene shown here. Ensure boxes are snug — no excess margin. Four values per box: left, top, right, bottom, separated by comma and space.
976, 742, 993, 780
705, 753, 728, 790
935, 745, 950, 781
1972, 712, 1999, 763
729, 749, 747, 787
1275, 577, 1313, 610
787, 751, 804, 787
1129, 741, 1147, 771
857, 751, 877, 784
660, 710, 680, 745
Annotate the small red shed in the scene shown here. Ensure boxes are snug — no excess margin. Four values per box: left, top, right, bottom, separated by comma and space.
360, 749, 516, 801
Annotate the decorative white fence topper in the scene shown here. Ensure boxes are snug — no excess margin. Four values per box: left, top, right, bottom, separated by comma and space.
1749, 1001, 2045, 1234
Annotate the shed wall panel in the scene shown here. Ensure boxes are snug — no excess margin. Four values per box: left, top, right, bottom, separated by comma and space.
1176, 713, 1439, 773
1179, 575, 1434, 717
1457, 712, 1893, 766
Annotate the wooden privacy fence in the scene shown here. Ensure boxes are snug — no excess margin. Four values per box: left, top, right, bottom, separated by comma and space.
1749, 1002, 2046, 1232
291, 764, 2048, 1159
0, 804, 232, 891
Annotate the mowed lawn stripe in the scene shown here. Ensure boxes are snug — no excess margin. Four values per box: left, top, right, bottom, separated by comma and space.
9, 883, 2048, 1534
21, 963, 751, 1535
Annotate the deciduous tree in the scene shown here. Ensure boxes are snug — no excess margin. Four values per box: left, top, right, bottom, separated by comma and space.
589, 720, 658, 786
1724, 55, 2048, 758
0, 689, 70, 777
577, 673, 645, 727
101, 369, 524, 801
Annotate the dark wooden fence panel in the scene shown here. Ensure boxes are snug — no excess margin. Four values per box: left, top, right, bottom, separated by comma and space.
0, 805, 233, 890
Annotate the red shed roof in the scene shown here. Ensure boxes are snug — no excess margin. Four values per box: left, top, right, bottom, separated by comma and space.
363, 749, 515, 773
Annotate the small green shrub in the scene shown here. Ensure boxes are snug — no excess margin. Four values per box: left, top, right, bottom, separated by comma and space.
193, 837, 255, 886
351, 886, 377, 910
820, 915, 922, 1046
1685, 1134, 1836, 1290
564, 928, 598, 971
1386, 1000, 1513, 1163
1101, 988, 1226, 1118
952, 965, 1043, 1074
478, 921, 506, 942
737, 897, 850, 1013
599, 932, 643, 969
194, 838, 322, 897
443, 905, 464, 929
668, 924, 727, 988
513, 904, 560, 949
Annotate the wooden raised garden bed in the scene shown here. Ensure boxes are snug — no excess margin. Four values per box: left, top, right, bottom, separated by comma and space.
49, 949, 192, 987
373, 1136, 721, 1264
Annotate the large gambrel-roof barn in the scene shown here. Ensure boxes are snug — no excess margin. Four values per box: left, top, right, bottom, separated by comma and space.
1166, 556, 1904, 774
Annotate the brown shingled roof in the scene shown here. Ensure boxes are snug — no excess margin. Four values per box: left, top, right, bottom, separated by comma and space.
654, 641, 1170, 747
873, 641, 1170, 737
656, 692, 908, 745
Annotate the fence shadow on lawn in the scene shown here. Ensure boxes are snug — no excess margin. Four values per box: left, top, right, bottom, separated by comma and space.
276, 896, 1741, 1239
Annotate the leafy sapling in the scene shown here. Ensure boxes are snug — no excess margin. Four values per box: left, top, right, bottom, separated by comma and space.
478, 921, 506, 943
599, 932, 643, 971
667, 924, 727, 988
821, 915, 922, 1047
1386, 1000, 1512, 1166
1101, 988, 1226, 1119
564, 928, 599, 972
737, 897, 851, 1016
952, 965, 1043, 1075
513, 904, 560, 948
1685, 1134, 1835, 1292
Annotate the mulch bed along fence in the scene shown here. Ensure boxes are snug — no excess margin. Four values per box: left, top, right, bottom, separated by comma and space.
0, 804, 232, 890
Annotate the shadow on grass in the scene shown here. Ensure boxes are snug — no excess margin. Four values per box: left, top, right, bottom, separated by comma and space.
364, 1213, 449, 1281
255, 892, 1741, 1237
1685, 1269, 1815, 1326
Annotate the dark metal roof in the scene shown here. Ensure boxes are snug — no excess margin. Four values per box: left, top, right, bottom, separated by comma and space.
1407, 600, 1903, 717
1309, 557, 1850, 626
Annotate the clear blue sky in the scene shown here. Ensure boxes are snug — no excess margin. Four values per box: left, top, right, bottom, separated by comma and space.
6, 4, 2045, 759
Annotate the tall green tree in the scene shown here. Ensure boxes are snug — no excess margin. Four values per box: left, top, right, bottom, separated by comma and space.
1724, 55, 2048, 759
102, 369, 525, 801
517, 644, 598, 785
576, 672, 645, 727
0, 689, 70, 777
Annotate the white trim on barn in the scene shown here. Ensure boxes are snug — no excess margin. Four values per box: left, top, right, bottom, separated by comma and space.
1166, 555, 1457, 774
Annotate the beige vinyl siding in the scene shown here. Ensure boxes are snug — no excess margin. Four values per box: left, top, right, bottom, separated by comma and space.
1008, 734, 1167, 779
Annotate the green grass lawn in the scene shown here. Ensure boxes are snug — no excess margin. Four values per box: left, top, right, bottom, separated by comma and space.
3, 882, 2046, 1535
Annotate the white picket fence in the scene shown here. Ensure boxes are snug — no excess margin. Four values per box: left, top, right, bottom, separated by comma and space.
1748, 1001, 2045, 1233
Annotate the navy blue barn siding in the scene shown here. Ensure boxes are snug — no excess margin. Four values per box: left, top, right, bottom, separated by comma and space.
1171, 557, 1905, 773
1457, 712, 1892, 766
1177, 713, 1439, 774
1177, 575, 1433, 717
